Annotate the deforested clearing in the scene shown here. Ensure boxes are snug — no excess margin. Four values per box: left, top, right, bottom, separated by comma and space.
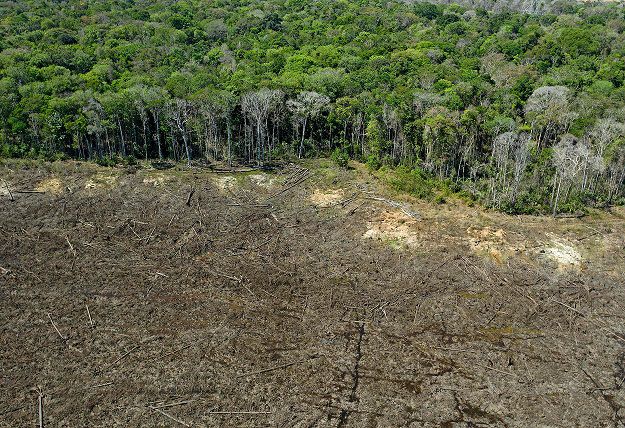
1, 160, 625, 427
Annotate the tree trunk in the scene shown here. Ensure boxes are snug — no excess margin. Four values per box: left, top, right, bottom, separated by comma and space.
298, 116, 307, 159
181, 131, 191, 165
155, 111, 162, 160
552, 176, 563, 216
142, 119, 148, 161
227, 121, 232, 167
118, 117, 126, 157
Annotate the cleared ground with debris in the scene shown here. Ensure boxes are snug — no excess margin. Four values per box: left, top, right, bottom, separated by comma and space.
1, 159, 625, 427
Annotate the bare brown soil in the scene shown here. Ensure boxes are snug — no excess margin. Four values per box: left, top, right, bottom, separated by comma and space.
1, 159, 625, 427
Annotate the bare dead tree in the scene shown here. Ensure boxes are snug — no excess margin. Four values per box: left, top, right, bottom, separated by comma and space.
287, 91, 330, 158
551, 134, 597, 215
242, 88, 284, 165
170, 99, 193, 165
525, 86, 577, 149
489, 131, 531, 208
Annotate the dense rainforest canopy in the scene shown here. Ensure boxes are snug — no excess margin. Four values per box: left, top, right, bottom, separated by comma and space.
1, 0, 625, 213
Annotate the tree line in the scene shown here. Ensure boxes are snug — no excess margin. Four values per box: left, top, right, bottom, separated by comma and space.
1, 0, 625, 213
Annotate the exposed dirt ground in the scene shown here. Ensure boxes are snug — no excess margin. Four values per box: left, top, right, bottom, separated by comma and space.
1, 159, 625, 427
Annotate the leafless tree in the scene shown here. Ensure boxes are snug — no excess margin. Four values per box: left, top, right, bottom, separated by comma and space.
584, 118, 625, 202
170, 99, 193, 165
551, 135, 594, 215
382, 104, 405, 162
413, 91, 442, 117
588, 118, 625, 158
242, 88, 284, 164
287, 91, 330, 158
525, 86, 577, 148
489, 131, 531, 208
605, 145, 625, 204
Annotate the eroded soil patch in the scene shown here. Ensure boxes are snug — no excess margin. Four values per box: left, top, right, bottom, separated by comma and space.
35, 177, 63, 194
363, 209, 421, 248
310, 188, 344, 207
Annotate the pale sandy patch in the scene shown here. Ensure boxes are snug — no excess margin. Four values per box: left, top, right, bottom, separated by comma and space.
466, 226, 510, 263
363, 209, 420, 248
213, 175, 236, 192
310, 188, 344, 207
249, 173, 277, 188
36, 177, 63, 194
540, 235, 582, 268
142, 173, 168, 187
85, 173, 117, 190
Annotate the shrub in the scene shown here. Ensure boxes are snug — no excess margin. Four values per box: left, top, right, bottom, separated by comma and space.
123, 155, 138, 166
331, 148, 349, 168
95, 156, 117, 167
366, 154, 382, 171
385, 166, 435, 199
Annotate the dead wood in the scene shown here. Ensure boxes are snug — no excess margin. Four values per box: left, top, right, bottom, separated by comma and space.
47, 313, 67, 341
554, 211, 585, 219
92, 382, 113, 388
37, 391, 44, 428
209, 166, 260, 173
185, 188, 195, 206
236, 355, 317, 378
148, 405, 190, 427
265, 171, 311, 201
151, 400, 194, 409
364, 195, 420, 218
2, 179, 14, 201
159, 344, 192, 360
109, 345, 138, 366
66, 236, 76, 257
3, 162, 625, 427
85, 304, 94, 328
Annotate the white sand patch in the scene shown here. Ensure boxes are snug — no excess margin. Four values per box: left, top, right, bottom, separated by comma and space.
310, 188, 344, 207
213, 175, 236, 191
249, 173, 276, 188
542, 236, 581, 267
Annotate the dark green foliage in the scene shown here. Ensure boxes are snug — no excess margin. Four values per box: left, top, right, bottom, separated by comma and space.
366, 155, 382, 171
381, 166, 435, 200
1, 0, 625, 214
331, 148, 349, 168
95, 156, 118, 167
